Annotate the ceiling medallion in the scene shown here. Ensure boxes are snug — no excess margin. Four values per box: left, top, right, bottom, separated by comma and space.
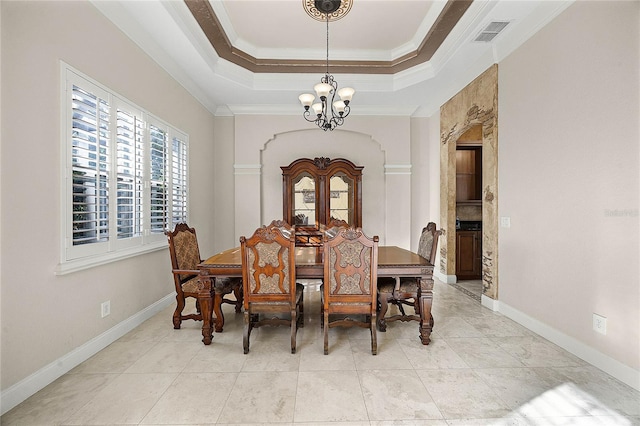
303, 0, 353, 22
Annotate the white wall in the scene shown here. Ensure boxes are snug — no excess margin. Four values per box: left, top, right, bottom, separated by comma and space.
0, 0, 218, 405
498, 0, 639, 381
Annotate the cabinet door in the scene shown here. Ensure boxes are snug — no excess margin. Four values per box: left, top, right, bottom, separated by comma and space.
291, 172, 316, 226
329, 172, 354, 224
455, 148, 482, 202
456, 230, 481, 279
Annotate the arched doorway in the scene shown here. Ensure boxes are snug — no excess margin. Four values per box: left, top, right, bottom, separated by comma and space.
439, 65, 499, 307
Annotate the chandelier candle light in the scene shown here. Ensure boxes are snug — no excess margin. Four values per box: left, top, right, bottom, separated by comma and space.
299, 0, 354, 131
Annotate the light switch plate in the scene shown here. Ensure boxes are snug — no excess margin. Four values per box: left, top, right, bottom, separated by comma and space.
500, 216, 511, 228
593, 313, 607, 335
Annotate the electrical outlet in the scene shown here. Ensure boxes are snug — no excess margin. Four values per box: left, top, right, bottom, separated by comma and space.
593, 313, 607, 335
500, 216, 511, 228
101, 301, 111, 318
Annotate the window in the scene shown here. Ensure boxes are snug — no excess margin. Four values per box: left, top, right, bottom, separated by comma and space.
59, 65, 189, 273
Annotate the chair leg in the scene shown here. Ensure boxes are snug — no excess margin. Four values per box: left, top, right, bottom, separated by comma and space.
173, 294, 185, 329
320, 285, 324, 329
377, 293, 389, 332
234, 286, 243, 313
300, 291, 304, 327
323, 311, 329, 355
371, 312, 378, 355
243, 311, 251, 354
291, 310, 297, 354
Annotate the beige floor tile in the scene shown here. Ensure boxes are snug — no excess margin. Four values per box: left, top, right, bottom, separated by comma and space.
239, 337, 302, 371
124, 341, 203, 373
431, 316, 486, 338
183, 341, 248, 372
69, 340, 155, 374
351, 339, 413, 370
474, 367, 566, 409
370, 421, 448, 426
416, 368, 511, 419
545, 366, 640, 417
63, 373, 178, 425
397, 337, 468, 370
359, 369, 443, 420
217, 371, 298, 423
294, 370, 368, 422
140, 372, 237, 424
0, 373, 115, 426
299, 336, 356, 370
444, 337, 524, 368
492, 335, 586, 367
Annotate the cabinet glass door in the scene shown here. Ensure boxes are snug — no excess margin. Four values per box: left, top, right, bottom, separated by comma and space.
292, 172, 316, 226
329, 172, 353, 224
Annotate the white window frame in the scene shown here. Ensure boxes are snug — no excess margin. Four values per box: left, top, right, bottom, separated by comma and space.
57, 63, 190, 274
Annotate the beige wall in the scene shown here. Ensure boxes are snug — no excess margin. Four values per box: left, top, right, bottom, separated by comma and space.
223, 114, 422, 249
0, 0, 217, 398
498, 0, 639, 376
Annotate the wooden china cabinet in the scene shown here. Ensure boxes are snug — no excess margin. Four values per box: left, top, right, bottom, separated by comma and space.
282, 157, 362, 245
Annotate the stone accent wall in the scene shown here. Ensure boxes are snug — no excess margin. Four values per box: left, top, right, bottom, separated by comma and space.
440, 65, 499, 299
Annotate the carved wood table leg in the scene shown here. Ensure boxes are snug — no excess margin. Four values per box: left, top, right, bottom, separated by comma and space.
213, 291, 225, 333
377, 294, 389, 332
198, 276, 214, 345
418, 276, 434, 345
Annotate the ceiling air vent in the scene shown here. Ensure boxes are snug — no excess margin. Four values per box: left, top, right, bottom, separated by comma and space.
474, 21, 510, 43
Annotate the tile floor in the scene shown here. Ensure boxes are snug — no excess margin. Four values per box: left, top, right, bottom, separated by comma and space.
3, 279, 639, 425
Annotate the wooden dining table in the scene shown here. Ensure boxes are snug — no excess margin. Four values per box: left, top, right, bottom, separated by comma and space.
197, 245, 435, 346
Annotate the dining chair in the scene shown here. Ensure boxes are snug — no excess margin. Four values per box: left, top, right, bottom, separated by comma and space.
165, 223, 243, 329
240, 224, 304, 354
377, 222, 441, 332
322, 227, 379, 355
325, 218, 349, 237
265, 219, 293, 239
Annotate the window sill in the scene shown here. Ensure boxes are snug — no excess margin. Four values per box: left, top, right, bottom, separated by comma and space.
55, 242, 167, 275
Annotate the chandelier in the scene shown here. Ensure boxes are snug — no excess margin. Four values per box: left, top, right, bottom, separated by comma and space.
298, 0, 354, 131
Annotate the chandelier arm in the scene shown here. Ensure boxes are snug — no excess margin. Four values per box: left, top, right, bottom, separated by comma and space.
302, 109, 318, 123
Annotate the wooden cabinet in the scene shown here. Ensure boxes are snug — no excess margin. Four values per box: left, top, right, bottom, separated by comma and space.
456, 147, 482, 203
282, 157, 363, 229
456, 230, 482, 279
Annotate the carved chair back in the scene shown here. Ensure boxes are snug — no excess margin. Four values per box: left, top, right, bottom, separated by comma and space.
240, 225, 302, 353
323, 227, 379, 355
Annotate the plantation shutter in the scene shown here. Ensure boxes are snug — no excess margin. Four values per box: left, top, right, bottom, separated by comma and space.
171, 135, 188, 228
71, 85, 110, 246
149, 124, 168, 234
115, 107, 144, 239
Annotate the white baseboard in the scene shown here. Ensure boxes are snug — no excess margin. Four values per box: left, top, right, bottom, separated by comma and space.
481, 294, 499, 311
1, 294, 174, 415
434, 270, 457, 284
499, 301, 640, 392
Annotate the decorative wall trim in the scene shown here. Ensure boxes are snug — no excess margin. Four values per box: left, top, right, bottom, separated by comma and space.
0, 294, 175, 415
500, 301, 640, 392
234, 164, 262, 175
384, 164, 412, 175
